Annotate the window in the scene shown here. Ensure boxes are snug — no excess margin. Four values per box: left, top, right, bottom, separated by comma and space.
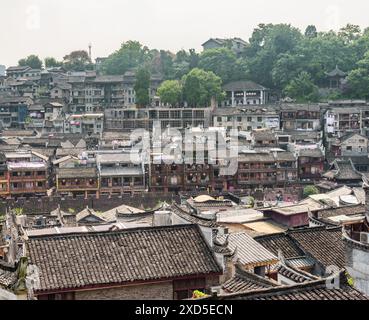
346, 146, 353, 151
194, 110, 204, 118
159, 111, 170, 119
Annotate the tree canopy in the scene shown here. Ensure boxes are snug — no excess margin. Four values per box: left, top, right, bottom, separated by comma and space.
157, 80, 182, 106
347, 51, 369, 99
63, 50, 93, 71
15, 22, 369, 102
284, 71, 319, 102
18, 55, 43, 69
134, 68, 151, 107
44, 57, 63, 68
101, 41, 153, 75
182, 68, 224, 107
198, 48, 247, 83
303, 185, 320, 198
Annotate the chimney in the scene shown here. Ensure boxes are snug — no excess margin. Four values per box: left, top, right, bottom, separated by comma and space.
153, 210, 172, 227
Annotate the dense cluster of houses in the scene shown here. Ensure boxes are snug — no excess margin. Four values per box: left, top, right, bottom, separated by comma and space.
1, 54, 369, 301
1, 185, 369, 300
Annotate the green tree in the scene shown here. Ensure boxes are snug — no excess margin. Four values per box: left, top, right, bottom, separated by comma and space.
151, 50, 175, 79
101, 41, 152, 75
18, 55, 43, 69
182, 68, 224, 107
338, 24, 361, 44
305, 25, 318, 38
63, 50, 92, 71
171, 49, 199, 79
44, 57, 62, 68
157, 80, 182, 106
347, 51, 369, 99
303, 185, 320, 198
284, 71, 319, 102
199, 48, 246, 83
243, 23, 303, 88
134, 68, 151, 107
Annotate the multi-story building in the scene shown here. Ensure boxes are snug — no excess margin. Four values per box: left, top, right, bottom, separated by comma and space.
280, 104, 321, 131
68, 71, 163, 114
221, 81, 269, 107
105, 106, 212, 131
50, 83, 72, 103
202, 37, 247, 56
0, 96, 30, 129
5, 151, 49, 197
330, 133, 369, 157
96, 152, 146, 195
5, 66, 32, 79
298, 149, 325, 182
7, 162, 48, 197
251, 130, 278, 148
213, 107, 280, 131
237, 151, 298, 189
56, 167, 99, 197
65, 113, 104, 135
0, 153, 9, 197
324, 101, 369, 137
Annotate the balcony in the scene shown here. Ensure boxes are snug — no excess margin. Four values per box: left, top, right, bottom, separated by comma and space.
10, 187, 47, 194
10, 175, 47, 182
238, 179, 276, 185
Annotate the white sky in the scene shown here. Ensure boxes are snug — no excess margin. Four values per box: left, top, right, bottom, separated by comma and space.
1, 0, 369, 67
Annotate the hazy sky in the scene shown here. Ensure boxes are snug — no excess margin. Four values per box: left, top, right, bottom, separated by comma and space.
1, 0, 369, 67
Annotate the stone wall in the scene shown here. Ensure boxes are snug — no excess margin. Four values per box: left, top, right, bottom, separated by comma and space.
75, 281, 173, 300
345, 244, 369, 296
1, 193, 180, 215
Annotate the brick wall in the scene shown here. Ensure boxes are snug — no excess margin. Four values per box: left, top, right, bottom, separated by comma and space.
74, 281, 173, 300
2, 193, 180, 215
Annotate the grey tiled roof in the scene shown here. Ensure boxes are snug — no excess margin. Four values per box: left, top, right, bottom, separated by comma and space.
0, 261, 17, 289
255, 233, 305, 259
223, 81, 268, 91
171, 204, 219, 228
288, 227, 345, 269
218, 233, 278, 267
222, 268, 277, 294
255, 226, 346, 270
218, 280, 368, 300
26, 224, 222, 292
57, 167, 97, 179
276, 264, 319, 283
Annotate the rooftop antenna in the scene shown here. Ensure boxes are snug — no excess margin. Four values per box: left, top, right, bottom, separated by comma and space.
88, 43, 92, 61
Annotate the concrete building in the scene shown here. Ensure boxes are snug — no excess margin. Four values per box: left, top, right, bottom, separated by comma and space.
65, 113, 104, 134
202, 38, 247, 56
221, 81, 269, 107
280, 104, 321, 131
213, 107, 280, 131
105, 106, 212, 132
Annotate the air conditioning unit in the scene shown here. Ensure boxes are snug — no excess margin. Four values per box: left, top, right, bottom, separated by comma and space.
360, 232, 369, 244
